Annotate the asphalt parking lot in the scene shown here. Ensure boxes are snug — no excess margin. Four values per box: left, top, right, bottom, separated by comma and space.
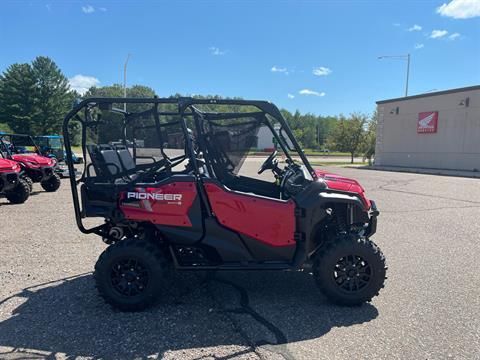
0, 161, 479, 359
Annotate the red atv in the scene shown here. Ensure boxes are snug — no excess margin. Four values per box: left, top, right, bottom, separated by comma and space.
0, 134, 61, 192
63, 97, 386, 311
0, 156, 30, 204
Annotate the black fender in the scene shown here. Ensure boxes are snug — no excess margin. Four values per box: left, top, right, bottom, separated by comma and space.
294, 181, 369, 257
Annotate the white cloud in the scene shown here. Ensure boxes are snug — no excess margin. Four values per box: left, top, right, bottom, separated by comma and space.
209, 47, 226, 56
45, 4, 52, 12
299, 89, 325, 97
448, 32, 461, 40
408, 24, 422, 31
82, 5, 95, 13
287, 93, 295, 99
430, 29, 448, 38
271, 66, 288, 73
312, 66, 332, 76
393, 23, 401, 27
99, 7, 107, 12
437, 0, 480, 19
414, 43, 425, 49
68, 74, 100, 95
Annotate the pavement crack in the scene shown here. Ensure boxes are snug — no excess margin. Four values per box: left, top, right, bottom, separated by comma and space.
205, 274, 293, 360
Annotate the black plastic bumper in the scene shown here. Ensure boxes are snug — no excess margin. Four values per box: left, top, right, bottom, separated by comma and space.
26, 166, 55, 182
365, 200, 379, 237
0, 172, 19, 192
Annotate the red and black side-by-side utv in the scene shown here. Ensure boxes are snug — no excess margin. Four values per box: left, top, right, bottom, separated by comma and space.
0, 134, 61, 192
63, 97, 386, 311
0, 154, 30, 204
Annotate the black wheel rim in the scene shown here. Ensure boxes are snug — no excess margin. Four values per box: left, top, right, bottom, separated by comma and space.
110, 258, 149, 297
333, 255, 371, 292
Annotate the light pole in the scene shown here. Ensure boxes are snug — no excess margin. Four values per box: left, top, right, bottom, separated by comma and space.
123, 53, 131, 111
378, 54, 410, 97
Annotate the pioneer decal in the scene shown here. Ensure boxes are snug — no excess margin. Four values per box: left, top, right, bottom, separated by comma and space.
127, 192, 182, 201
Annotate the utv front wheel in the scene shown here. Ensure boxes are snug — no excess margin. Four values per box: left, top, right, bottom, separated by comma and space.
313, 235, 386, 306
23, 176, 33, 193
6, 179, 30, 204
94, 239, 171, 312
40, 173, 61, 192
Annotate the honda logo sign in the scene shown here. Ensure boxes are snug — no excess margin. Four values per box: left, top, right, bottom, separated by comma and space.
417, 111, 438, 134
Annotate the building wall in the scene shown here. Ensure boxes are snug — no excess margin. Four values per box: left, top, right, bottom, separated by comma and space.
375, 87, 480, 171
257, 126, 275, 150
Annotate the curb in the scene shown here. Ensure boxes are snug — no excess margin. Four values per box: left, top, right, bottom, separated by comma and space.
347, 165, 480, 179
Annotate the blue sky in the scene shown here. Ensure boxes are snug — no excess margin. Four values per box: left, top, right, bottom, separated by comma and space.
1, 0, 479, 116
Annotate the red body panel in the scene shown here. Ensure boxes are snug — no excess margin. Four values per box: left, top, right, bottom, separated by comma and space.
0, 159, 20, 173
119, 182, 197, 227
204, 182, 296, 247
11, 153, 55, 168
315, 169, 371, 208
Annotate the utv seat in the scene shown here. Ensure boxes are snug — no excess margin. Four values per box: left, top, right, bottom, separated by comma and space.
87, 144, 136, 183
114, 144, 136, 172
99, 145, 124, 176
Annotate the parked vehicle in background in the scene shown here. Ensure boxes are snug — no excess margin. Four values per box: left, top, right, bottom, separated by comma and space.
0, 134, 61, 192
35, 135, 81, 178
35, 135, 83, 164
0, 153, 30, 204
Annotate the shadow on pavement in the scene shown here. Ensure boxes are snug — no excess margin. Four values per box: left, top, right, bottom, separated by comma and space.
0, 271, 378, 359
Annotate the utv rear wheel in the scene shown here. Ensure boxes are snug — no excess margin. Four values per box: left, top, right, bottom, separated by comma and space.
6, 179, 30, 204
313, 235, 386, 306
41, 173, 61, 192
23, 176, 33, 193
94, 239, 171, 312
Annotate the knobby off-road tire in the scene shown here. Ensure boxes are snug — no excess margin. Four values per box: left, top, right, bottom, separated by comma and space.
6, 178, 30, 204
23, 176, 33, 193
313, 235, 387, 306
94, 238, 172, 312
40, 173, 61, 192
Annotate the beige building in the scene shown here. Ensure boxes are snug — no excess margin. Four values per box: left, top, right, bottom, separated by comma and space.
375, 85, 480, 171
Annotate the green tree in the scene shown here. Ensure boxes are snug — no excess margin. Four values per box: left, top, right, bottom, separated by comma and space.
0, 122, 12, 133
31, 56, 72, 134
361, 111, 377, 165
0, 63, 38, 134
327, 113, 367, 163
84, 84, 157, 143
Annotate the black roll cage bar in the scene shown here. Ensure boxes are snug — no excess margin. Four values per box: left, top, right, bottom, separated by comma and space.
62, 97, 317, 236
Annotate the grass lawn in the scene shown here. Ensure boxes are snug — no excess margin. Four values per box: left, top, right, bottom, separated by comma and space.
303, 149, 350, 156
310, 161, 369, 167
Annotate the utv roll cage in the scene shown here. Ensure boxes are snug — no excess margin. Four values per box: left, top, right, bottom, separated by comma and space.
63, 97, 317, 239
0, 133, 42, 156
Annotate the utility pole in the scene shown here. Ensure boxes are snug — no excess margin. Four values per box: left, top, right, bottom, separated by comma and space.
378, 54, 411, 97
123, 53, 131, 112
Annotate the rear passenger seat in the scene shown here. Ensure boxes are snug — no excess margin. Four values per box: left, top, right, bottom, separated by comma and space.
87, 144, 137, 181
114, 144, 136, 172
99, 145, 123, 176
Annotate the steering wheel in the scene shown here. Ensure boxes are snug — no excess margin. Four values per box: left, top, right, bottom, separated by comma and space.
258, 150, 278, 174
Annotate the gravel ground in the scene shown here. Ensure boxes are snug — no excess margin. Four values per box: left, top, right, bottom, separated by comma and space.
0, 160, 479, 359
